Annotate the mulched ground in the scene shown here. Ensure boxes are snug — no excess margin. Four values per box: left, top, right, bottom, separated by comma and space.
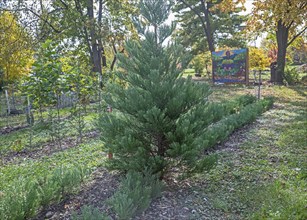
33, 167, 220, 220
32, 168, 121, 220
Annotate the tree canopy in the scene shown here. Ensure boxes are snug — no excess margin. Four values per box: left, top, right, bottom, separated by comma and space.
249, 47, 270, 70
248, 0, 307, 83
174, 0, 247, 54
1, 0, 306, 86
0, 11, 34, 86
2, 0, 138, 82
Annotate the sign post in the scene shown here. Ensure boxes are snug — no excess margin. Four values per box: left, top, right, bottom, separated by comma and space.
212, 48, 249, 84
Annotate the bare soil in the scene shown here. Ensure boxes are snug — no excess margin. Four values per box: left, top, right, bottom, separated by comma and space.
1, 131, 98, 165
0, 124, 29, 135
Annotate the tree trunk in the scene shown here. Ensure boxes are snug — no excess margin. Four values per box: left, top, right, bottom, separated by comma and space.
200, 0, 215, 52
97, 39, 106, 88
87, 0, 102, 75
98, 0, 107, 69
110, 43, 117, 71
177, 0, 215, 52
275, 20, 289, 84
99, 40, 107, 68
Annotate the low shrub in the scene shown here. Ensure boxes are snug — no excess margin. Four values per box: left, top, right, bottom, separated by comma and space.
222, 94, 257, 115
190, 98, 273, 172
205, 97, 273, 148
283, 66, 300, 85
0, 165, 91, 220
107, 171, 164, 219
72, 205, 110, 220
0, 179, 40, 220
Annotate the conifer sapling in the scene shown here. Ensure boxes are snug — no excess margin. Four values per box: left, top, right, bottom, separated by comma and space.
98, 0, 216, 179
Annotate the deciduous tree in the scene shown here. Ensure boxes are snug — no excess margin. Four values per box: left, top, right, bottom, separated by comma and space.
248, 0, 307, 84
249, 47, 270, 70
2, 0, 138, 84
0, 12, 33, 86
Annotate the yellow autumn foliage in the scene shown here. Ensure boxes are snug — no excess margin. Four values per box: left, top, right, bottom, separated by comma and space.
248, 0, 306, 33
249, 47, 270, 70
214, 0, 246, 13
0, 12, 34, 84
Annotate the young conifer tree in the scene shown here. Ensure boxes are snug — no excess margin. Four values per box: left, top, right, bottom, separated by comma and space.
98, 0, 216, 179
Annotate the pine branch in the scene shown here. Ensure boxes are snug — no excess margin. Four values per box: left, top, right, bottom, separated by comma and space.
177, 0, 209, 37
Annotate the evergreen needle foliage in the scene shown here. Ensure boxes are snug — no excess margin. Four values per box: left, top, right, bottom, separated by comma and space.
72, 205, 110, 220
98, 0, 217, 179
0, 165, 90, 220
107, 171, 163, 219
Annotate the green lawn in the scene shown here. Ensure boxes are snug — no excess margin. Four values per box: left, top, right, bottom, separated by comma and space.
191, 86, 307, 219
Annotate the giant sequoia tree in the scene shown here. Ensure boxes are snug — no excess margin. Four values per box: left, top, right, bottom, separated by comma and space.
98, 0, 216, 179
249, 0, 307, 84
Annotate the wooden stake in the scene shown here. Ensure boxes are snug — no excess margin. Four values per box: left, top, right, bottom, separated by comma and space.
107, 104, 113, 159
5, 90, 10, 114
258, 70, 262, 100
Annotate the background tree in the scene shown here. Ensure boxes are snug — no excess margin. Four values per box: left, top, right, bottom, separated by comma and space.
174, 0, 246, 54
248, 0, 307, 84
24, 40, 64, 119
98, 0, 216, 179
2, 0, 138, 83
287, 36, 307, 65
249, 47, 270, 70
260, 33, 278, 64
0, 11, 34, 88
190, 52, 211, 76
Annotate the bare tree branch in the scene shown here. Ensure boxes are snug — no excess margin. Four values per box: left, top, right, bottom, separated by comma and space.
25, 7, 62, 33
287, 26, 307, 47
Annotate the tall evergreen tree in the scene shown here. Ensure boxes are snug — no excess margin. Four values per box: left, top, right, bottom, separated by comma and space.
98, 0, 217, 179
174, 0, 247, 54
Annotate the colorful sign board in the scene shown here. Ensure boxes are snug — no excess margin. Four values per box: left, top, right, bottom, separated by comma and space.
212, 48, 249, 84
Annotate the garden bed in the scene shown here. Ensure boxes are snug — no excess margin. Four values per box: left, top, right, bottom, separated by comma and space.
1, 86, 306, 220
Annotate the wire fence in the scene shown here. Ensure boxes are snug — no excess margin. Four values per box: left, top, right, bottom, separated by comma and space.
0, 89, 102, 130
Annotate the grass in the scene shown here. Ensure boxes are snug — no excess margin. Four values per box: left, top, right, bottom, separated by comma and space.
193, 85, 307, 219
0, 138, 105, 190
